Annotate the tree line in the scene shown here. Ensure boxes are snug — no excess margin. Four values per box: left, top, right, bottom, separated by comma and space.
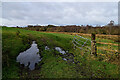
20, 24, 119, 35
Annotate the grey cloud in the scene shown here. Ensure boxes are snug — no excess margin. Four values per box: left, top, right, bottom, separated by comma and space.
2, 2, 118, 26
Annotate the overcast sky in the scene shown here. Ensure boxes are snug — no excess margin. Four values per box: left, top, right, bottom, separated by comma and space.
2, 2, 118, 27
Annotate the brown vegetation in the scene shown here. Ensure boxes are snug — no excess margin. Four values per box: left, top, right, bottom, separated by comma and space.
20, 24, 120, 35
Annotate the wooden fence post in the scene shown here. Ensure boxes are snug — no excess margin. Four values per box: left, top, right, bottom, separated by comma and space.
91, 33, 97, 56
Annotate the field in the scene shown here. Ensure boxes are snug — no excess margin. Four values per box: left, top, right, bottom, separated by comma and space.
2, 27, 120, 79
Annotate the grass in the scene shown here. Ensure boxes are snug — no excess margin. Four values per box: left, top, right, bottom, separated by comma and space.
2, 27, 33, 78
2, 27, 120, 79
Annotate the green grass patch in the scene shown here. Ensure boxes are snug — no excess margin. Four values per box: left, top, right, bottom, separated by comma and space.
2, 27, 120, 78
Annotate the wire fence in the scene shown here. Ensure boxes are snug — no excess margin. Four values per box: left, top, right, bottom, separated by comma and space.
72, 33, 119, 57
72, 34, 91, 52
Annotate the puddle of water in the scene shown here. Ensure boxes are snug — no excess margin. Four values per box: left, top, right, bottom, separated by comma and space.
44, 46, 75, 63
66, 51, 68, 53
45, 46, 50, 50
54, 47, 74, 63
16, 41, 41, 70
55, 47, 66, 54
63, 58, 67, 61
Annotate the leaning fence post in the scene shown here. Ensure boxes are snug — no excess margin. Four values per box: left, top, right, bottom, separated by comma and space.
91, 33, 97, 56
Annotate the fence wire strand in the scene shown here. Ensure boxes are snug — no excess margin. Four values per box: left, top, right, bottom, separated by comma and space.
72, 34, 91, 52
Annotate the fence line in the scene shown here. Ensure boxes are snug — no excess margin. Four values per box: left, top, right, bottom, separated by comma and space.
97, 42, 118, 46
72, 34, 91, 53
72, 33, 119, 56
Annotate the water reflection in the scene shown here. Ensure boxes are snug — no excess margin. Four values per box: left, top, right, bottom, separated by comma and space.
16, 41, 41, 70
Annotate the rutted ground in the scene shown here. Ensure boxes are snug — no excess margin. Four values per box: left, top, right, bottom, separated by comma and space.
2, 27, 120, 79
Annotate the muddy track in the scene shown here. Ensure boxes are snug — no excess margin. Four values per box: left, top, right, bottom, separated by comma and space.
19, 60, 44, 78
